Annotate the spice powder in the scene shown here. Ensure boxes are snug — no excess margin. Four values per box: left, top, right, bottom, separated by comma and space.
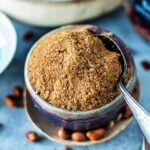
28, 27, 130, 111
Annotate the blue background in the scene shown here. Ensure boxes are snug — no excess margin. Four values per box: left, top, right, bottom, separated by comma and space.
0, 8, 150, 150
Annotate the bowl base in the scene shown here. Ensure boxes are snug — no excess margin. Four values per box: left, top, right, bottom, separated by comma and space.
24, 80, 140, 146
24, 87, 139, 146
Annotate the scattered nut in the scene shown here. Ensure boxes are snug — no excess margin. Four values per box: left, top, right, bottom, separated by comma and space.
123, 106, 133, 119
5, 86, 24, 108
58, 128, 70, 140
86, 129, 106, 141
108, 120, 115, 129
115, 113, 123, 122
64, 146, 71, 150
141, 60, 150, 70
23, 31, 35, 41
13, 86, 23, 97
26, 131, 39, 142
71, 131, 87, 142
5, 95, 20, 108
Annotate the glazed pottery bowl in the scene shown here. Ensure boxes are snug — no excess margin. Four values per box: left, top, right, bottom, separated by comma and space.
24, 25, 137, 131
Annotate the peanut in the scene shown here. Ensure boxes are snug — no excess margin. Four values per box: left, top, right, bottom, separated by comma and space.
5, 94, 23, 108
23, 31, 35, 41
5, 95, 19, 108
71, 131, 87, 142
123, 106, 133, 119
116, 113, 123, 122
108, 120, 115, 129
13, 86, 23, 97
26, 131, 39, 142
64, 146, 71, 150
86, 129, 106, 141
58, 128, 70, 140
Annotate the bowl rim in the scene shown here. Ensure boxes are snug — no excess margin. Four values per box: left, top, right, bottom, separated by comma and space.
24, 25, 137, 119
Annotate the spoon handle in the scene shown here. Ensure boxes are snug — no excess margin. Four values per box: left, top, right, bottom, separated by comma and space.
118, 81, 150, 144
142, 138, 150, 150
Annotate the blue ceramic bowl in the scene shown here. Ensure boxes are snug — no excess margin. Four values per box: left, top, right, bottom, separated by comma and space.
24, 25, 137, 131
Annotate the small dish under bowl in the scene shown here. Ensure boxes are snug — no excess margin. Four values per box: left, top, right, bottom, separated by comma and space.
24, 81, 140, 146
24, 25, 138, 131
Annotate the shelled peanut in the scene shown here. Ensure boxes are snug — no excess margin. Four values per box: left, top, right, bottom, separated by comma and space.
123, 106, 133, 119
5, 85, 24, 108
86, 129, 106, 141
58, 127, 70, 140
71, 132, 87, 142
57, 127, 106, 142
26, 131, 39, 142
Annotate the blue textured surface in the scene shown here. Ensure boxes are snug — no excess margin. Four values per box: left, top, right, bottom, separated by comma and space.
0, 8, 150, 150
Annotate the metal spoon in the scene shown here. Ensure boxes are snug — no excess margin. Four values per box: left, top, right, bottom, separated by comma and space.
98, 34, 150, 144
142, 138, 150, 150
